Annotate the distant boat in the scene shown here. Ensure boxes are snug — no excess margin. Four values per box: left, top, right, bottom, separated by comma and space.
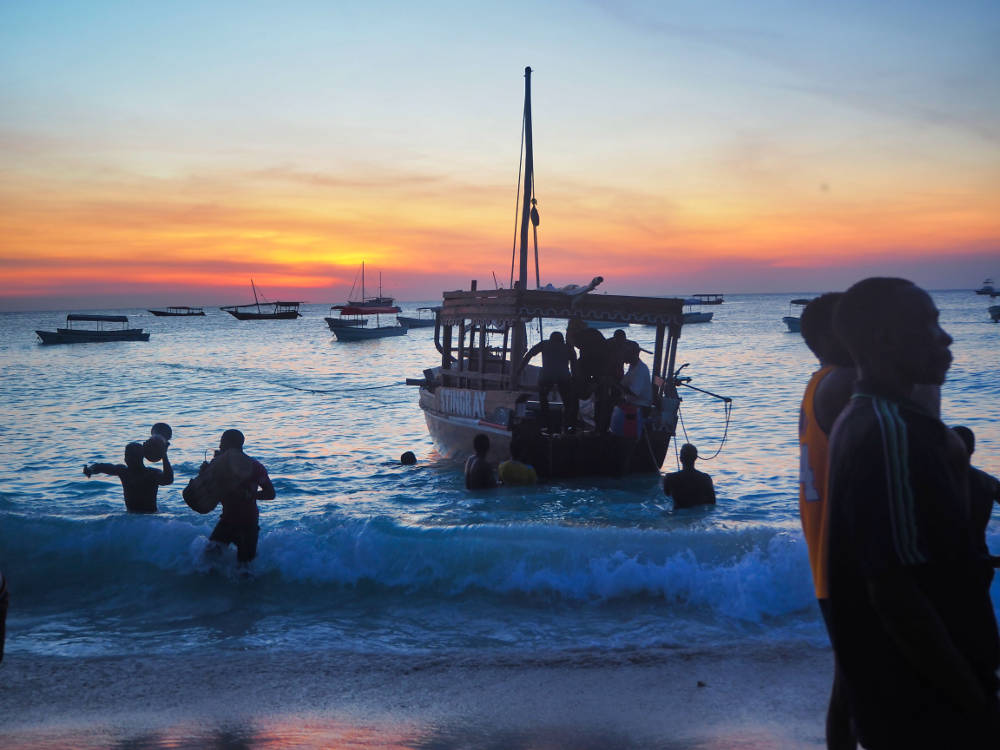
395, 307, 438, 328
783, 298, 812, 332
331, 263, 401, 311
36, 314, 150, 345
975, 278, 997, 296
990, 305, 1000, 323
221, 280, 302, 320
331, 305, 407, 340
682, 297, 714, 325
148, 306, 205, 317
691, 293, 724, 305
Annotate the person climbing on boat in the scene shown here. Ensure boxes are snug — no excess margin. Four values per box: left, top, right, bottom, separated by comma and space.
464, 433, 498, 490
520, 331, 578, 433
498, 439, 538, 486
797, 291, 857, 750
203, 429, 275, 568
662, 443, 716, 509
84, 441, 173, 513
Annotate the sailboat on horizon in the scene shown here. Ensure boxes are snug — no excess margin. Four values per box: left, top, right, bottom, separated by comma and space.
221, 280, 303, 320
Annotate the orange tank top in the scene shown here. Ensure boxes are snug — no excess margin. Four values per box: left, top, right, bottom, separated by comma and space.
799, 366, 834, 599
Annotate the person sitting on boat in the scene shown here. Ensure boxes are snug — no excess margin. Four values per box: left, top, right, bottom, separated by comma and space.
464, 433, 498, 490
520, 331, 578, 433
610, 342, 653, 437
498, 439, 538, 486
203, 429, 275, 569
84, 441, 174, 513
662, 443, 716, 509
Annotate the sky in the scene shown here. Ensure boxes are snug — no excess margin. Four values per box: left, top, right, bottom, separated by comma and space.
1, 0, 998, 311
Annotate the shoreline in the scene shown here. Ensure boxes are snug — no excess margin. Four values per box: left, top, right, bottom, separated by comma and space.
0, 642, 831, 748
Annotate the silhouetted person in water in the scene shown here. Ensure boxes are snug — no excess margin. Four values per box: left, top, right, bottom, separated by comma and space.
400, 451, 417, 466
662, 443, 716, 509
84, 441, 173, 513
952, 425, 1000, 568
464, 433, 497, 490
204, 429, 275, 568
826, 277, 1000, 749
521, 331, 578, 433
797, 292, 858, 750
498, 439, 538, 486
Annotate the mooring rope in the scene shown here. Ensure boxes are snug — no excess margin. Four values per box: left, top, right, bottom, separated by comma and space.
270, 380, 405, 395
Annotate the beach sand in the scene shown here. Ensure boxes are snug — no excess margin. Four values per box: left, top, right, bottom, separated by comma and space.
0, 643, 831, 749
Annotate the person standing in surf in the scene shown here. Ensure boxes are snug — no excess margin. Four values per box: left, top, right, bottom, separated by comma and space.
203, 429, 275, 568
84, 441, 174, 513
826, 278, 999, 748
797, 292, 857, 750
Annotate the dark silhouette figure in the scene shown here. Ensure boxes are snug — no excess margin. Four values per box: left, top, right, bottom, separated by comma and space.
567, 320, 613, 432
662, 444, 716, 509
606, 329, 630, 379
521, 331, 578, 433
204, 429, 275, 567
464, 433, 497, 490
84, 441, 174, 513
498, 439, 538, 486
400, 451, 417, 466
798, 292, 858, 750
826, 278, 1000, 748
952, 426, 1000, 567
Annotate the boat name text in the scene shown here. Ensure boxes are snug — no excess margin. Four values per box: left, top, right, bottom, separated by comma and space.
439, 388, 487, 419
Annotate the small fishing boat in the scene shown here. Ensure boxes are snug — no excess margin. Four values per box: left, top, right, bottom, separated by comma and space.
691, 293, 724, 305
395, 307, 438, 328
989, 305, 1000, 323
324, 309, 368, 329
682, 297, 714, 324
406, 67, 709, 480
331, 263, 401, 311
331, 305, 407, 340
221, 280, 302, 320
975, 278, 996, 296
36, 314, 150, 345
148, 306, 205, 317
783, 298, 812, 333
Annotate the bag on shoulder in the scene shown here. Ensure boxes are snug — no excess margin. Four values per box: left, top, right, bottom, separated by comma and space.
183, 449, 256, 514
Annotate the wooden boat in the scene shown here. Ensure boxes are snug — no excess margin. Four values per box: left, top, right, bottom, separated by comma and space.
331, 263, 401, 311
331, 305, 407, 340
148, 306, 205, 317
36, 314, 150, 345
324, 310, 369, 329
395, 307, 438, 328
221, 280, 302, 320
692, 293, 724, 305
989, 305, 1000, 323
406, 67, 688, 479
783, 298, 812, 332
682, 297, 714, 324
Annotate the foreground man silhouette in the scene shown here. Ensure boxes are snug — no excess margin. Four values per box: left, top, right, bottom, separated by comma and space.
826, 278, 999, 749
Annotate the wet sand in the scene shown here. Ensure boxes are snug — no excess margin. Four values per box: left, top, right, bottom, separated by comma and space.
0, 643, 831, 749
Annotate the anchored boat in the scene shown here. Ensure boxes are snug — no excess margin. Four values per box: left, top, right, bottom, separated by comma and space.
395, 307, 439, 328
221, 280, 302, 320
330, 305, 407, 340
148, 306, 205, 317
36, 314, 150, 345
782, 298, 812, 332
407, 67, 689, 479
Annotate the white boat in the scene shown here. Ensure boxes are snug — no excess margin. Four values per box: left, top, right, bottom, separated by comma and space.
975, 278, 996, 296
682, 298, 714, 325
783, 298, 812, 332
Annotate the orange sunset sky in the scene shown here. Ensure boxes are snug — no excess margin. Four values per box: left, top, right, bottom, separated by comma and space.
1, 1, 998, 311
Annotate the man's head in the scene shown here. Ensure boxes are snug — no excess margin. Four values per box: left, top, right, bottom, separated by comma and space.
613, 329, 626, 341
219, 429, 245, 451
124, 442, 145, 468
833, 278, 952, 388
624, 341, 641, 364
549, 331, 564, 345
952, 425, 975, 456
800, 293, 853, 367
473, 433, 490, 456
679, 443, 698, 467
400, 450, 416, 466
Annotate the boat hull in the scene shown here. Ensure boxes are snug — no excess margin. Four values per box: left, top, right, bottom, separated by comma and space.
36, 329, 150, 345
224, 310, 301, 320
325, 317, 368, 329
783, 316, 801, 333
148, 309, 205, 316
332, 325, 408, 341
395, 316, 436, 328
682, 311, 714, 324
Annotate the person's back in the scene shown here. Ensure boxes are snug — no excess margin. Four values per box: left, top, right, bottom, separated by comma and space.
85, 441, 173, 513
498, 440, 538, 486
663, 444, 715, 509
465, 433, 497, 490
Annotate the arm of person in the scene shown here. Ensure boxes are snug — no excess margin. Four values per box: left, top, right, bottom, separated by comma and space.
868, 568, 989, 711
158, 451, 174, 486
518, 341, 544, 371
84, 462, 121, 478
256, 467, 276, 501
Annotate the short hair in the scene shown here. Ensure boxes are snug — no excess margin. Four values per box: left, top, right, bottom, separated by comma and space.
680, 443, 698, 463
800, 293, 853, 367
400, 450, 416, 465
613, 329, 626, 339
549, 331, 564, 344
625, 341, 641, 360
220, 429, 245, 450
833, 278, 917, 364
124, 442, 144, 466
952, 425, 974, 455
473, 433, 490, 454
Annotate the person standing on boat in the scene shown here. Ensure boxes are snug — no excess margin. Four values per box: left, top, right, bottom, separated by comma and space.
662, 443, 716, 509
465, 433, 498, 490
520, 331, 578, 433
826, 278, 999, 748
567, 320, 613, 432
84, 441, 174, 513
797, 292, 857, 750
204, 429, 275, 568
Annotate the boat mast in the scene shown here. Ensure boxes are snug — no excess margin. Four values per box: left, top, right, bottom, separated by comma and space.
362, 262, 366, 302
251, 278, 261, 314
511, 66, 533, 375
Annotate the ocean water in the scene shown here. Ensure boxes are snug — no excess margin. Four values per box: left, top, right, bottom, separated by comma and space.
1, 291, 997, 663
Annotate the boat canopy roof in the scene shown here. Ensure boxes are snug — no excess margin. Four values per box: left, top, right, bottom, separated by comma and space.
67, 314, 129, 322
439, 288, 685, 326
339, 305, 400, 315
790, 298, 813, 305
